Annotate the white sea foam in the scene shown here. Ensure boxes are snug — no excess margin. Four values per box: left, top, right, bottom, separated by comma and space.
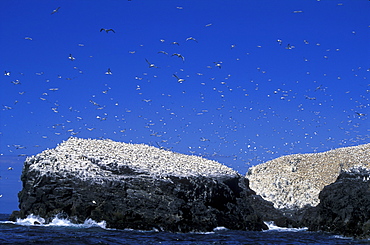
4, 214, 107, 229
213, 226, 228, 231
263, 221, 308, 232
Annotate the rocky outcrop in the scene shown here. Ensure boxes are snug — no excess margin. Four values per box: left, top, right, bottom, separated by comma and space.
301, 166, 370, 239
247, 144, 370, 210
10, 137, 269, 232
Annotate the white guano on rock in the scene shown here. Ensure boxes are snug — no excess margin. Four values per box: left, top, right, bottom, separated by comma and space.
27, 137, 239, 181
247, 143, 370, 209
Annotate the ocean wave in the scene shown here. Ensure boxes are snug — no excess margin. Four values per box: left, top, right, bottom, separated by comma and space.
263, 221, 308, 232
1, 214, 107, 229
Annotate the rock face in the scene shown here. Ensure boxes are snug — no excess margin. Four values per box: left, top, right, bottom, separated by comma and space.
10, 137, 268, 232
247, 144, 370, 209
301, 166, 370, 239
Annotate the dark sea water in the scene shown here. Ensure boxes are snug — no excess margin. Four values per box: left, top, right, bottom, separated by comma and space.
1, 214, 369, 245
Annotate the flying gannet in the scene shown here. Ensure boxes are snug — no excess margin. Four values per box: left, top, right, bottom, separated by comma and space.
105, 68, 112, 75
100, 28, 116, 33
145, 59, 158, 68
173, 74, 185, 83
172, 53, 185, 62
186, 37, 198, 43
51, 7, 60, 15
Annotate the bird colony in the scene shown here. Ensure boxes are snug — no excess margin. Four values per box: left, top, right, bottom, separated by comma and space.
27, 137, 239, 181
247, 143, 370, 209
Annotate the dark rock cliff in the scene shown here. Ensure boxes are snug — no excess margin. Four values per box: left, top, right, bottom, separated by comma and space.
9, 138, 271, 232
300, 166, 370, 239
10, 162, 267, 232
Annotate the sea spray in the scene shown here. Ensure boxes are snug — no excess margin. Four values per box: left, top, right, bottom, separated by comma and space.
12, 214, 107, 229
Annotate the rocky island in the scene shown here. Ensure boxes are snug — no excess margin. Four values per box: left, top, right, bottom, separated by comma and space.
301, 166, 370, 239
10, 137, 271, 232
11, 137, 370, 237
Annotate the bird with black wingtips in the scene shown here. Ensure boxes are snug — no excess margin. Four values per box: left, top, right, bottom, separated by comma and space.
105, 68, 112, 75
145, 59, 158, 68
213, 61, 222, 69
158, 51, 168, 55
173, 74, 185, 83
51, 7, 60, 15
172, 53, 185, 62
186, 37, 198, 43
100, 28, 115, 33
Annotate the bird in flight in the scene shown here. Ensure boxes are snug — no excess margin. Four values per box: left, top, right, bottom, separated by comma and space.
172, 53, 185, 62
213, 61, 222, 69
145, 59, 158, 68
68, 54, 75, 61
105, 68, 112, 75
356, 112, 366, 117
173, 74, 185, 83
285, 44, 295, 49
51, 7, 60, 15
186, 37, 198, 43
100, 28, 115, 33
4, 71, 10, 76
158, 51, 168, 55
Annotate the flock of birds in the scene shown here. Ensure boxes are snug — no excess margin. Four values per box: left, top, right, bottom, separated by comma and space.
1, 2, 369, 172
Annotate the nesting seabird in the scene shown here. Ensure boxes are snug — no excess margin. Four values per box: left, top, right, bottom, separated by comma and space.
100, 28, 116, 33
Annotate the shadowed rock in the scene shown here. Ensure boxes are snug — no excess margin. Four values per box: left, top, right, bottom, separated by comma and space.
300, 166, 370, 239
10, 137, 268, 232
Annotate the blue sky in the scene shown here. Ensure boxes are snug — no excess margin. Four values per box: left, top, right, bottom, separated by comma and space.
0, 0, 369, 212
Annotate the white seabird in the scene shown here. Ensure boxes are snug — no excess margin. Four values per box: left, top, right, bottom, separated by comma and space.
105, 68, 112, 75
186, 37, 198, 43
213, 61, 222, 69
68, 54, 75, 61
173, 74, 185, 83
172, 53, 185, 62
51, 7, 60, 15
158, 51, 168, 55
145, 59, 158, 68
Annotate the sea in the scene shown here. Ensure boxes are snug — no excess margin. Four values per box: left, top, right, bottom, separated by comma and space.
1, 214, 369, 245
